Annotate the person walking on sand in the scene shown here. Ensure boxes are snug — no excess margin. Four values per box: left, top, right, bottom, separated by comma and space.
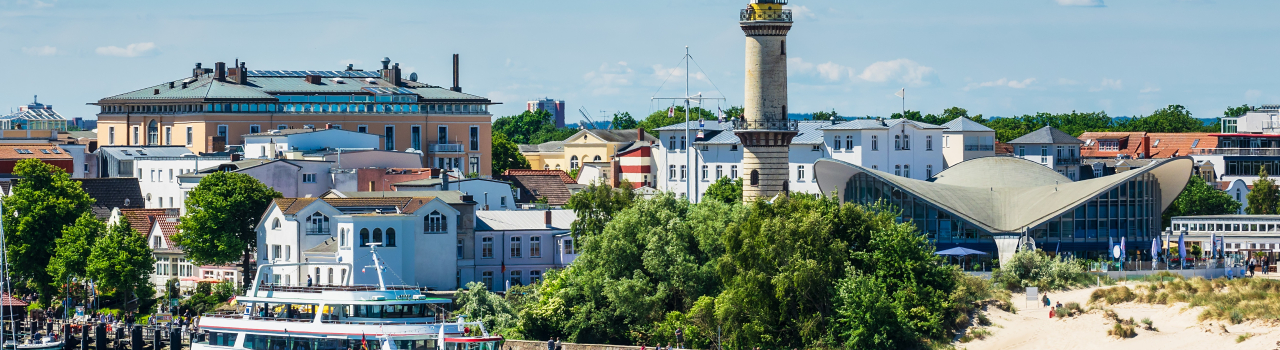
1043, 294, 1050, 308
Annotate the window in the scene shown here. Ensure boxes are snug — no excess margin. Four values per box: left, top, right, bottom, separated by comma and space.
531, 270, 542, 284
570, 155, 579, 170
530, 236, 541, 258
470, 126, 480, 151
109, 127, 115, 145
812, 145, 820, 151
1017, 146, 1026, 157
328, 268, 334, 285
372, 228, 383, 245
731, 144, 738, 151
470, 156, 480, 175
217, 125, 228, 137
306, 212, 330, 234
482, 237, 494, 258
750, 170, 759, 186
833, 136, 842, 150
926, 164, 933, 178
680, 165, 687, 180
481, 271, 494, 290
457, 239, 465, 258
895, 135, 901, 150
563, 239, 575, 255
133, 127, 139, 145
669, 136, 677, 151
186, 127, 193, 146
871, 136, 878, 151
797, 165, 805, 181
926, 135, 933, 151
165, 127, 172, 145
716, 165, 724, 179
285, 245, 291, 262
437, 125, 448, 145
731, 165, 739, 179
701, 165, 709, 181
359, 228, 370, 247
510, 236, 522, 258
385, 228, 396, 247
358, 125, 368, 134
669, 165, 676, 180
510, 270, 522, 287
904, 164, 911, 178
384, 126, 395, 150
425, 211, 447, 233
340, 229, 347, 246
271, 218, 281, 230
249, 125, 261, 134
894, 165, 902, 176
302, 173, 317, 183
410, 125, 421, 150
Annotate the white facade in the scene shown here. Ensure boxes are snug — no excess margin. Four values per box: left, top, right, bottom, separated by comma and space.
137, 156, 233, 209
653, 119, 946, 202
939, 118, 996, 168
1170, 215, 1280, 266
244, 128, 382, 159
392, 177, 517, 211
257, 196, 461, 290
1224, 179, 1250, 214
59, 143, 89, 178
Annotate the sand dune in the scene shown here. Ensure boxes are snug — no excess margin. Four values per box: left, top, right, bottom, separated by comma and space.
956, 283, 1280, 349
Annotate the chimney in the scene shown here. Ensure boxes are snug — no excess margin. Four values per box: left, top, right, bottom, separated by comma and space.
442, 173, 450, 191
544, 210, 552, 227
236, 62, 248, 84
460, 194, 474, 203
214, 62, 226, 81
391, 63, 402, 86
153, 89, 160, 95
193, 63, 203, 78
305, 75, 322, 84
637, 128, 645, 141
1142, 135, 1151, 159
168, 82, 175, 89
346, 64, 354, 71
325, 123, 332, 130
381, 57, 391, 71
451, 54, 461, 92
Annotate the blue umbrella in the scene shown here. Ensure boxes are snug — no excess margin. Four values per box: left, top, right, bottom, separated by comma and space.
1179, 231, 1186, 259
936, 247, 989, 256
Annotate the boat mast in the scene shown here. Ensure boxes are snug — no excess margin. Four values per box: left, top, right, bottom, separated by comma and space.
367, 244, 386, 291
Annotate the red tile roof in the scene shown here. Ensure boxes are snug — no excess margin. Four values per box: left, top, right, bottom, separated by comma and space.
0, 293, 28, 307
502, 169, 576, 184
1078, 132, 1216, 159
0, 144, 72, 160
119, 208, 169, 234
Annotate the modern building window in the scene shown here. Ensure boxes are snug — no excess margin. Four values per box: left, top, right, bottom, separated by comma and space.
302, 173, 317, 183
306, 212, 330, 234
425, 211, 447, 233
359, 228, 370, 247
411, 126, 421, 150
250, 125, 261, 134
470, 126, 480, 151
530, 236, 541, 258
186, 127, 193, 146
481, 237, 493, 258
833, 136, 842, 150
871, 136, 879, 151
926, 135, 933, 151
109, 127, 116, 145
217, 125, 228, 137
384, 126, 395, 150
510, 236, 522, 258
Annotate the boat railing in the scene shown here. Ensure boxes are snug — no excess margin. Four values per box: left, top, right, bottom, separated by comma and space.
254, 283, 421, 294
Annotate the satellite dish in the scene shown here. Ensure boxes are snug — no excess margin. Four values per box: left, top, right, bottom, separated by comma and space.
409, 72, 418, 82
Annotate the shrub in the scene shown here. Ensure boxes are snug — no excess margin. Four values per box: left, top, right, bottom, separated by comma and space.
969, 328, 992, 341
1107, 323, 1136, 338
1236, 333, 1253, 343
1063, 302, 1082, 316
991, 250, 1092, 292
1089, 286, 1136, 305
1139, 317, 1155, 331
976, 313, 991, 327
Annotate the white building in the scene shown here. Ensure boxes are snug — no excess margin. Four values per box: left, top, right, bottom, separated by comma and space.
390, 177, 517, 211
243, 128, 383, 159
940, 118, 996, 168
1005, 126, 1086, 181
257, 196, 462, 290
472, 210, 577, 291
1170, 215, 1280, 265
1191, 105, 1280, 184
652, 119, 946, 201
94, 146, 233, 209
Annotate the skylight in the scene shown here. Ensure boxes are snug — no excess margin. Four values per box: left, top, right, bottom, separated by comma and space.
1191, 139, 1200, 148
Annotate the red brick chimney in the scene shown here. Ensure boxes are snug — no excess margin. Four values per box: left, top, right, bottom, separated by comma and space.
1142, 135, 1151, 159
637, 128, 645, 141
544, 210, 552, 227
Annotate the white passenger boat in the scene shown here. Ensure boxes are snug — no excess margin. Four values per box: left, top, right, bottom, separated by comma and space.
194, 246, 501, 350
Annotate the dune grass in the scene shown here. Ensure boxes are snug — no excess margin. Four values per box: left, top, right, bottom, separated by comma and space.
1089, 275, 1280, 324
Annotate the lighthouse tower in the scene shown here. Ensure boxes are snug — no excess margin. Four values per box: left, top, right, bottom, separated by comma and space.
736, 0, 796, 202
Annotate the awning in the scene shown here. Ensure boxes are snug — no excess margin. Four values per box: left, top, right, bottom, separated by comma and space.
936, 247, 990, 256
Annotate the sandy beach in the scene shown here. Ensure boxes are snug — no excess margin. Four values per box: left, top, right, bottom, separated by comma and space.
956, 281, 1280, 349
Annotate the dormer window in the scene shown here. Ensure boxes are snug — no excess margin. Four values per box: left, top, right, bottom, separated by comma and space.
425, 211, 447, 233
306, 212, 330, 235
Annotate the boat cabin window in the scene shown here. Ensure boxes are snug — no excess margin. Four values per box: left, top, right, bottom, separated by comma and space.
349, 303, 436, 318
208, 332, 239, 347
243, 334, 359, 350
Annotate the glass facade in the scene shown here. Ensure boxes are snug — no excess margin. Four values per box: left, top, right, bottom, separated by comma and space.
842, 172, 1162, 257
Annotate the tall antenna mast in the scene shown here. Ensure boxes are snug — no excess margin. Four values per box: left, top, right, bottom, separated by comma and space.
652, 47, 725, 203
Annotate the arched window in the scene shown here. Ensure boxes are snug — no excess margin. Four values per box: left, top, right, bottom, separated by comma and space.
359, 228, 370, 247
833, 136, 842, 150
339, 228, 347, 246
425, 211, 447, 233
570, 155, 579, 170
555, 164, 561, 170
327, 268, 334, 285
894, 165, 902, 176
904, 164, 911, 178
372, 228, 383, 244
385, 228, 396, 247
593, 155, 601, 162
871, 136, 879, 151
147, 120, 159, 145
307, 212, 330, 234
543, 164, 550, 170
750, 170, 760, 186
272, 218, 281, 230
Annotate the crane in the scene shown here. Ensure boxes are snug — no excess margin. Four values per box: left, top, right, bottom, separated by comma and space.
578, 107, 598, 130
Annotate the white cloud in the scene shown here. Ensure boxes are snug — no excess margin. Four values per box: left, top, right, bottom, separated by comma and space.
857, 59, 936, 87
1089, 78, 1122, 92
650, 64, 705, 83
1139, 84, 1161, 93
788, 57, 852, 81
95, 42, 156, 57
21, 46, 56, 56
964, 78, 1036, 91
583, 61, 635, 96
1056, 0, 1104, 7
787, 5, 815, 19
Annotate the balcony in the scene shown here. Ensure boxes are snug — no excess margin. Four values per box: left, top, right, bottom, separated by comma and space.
740, 8, 792, 22
1196, 148, 1280, 156
731, 119, 799, 131
964, 144, 995, 151
430, 143, 464, 153
1055, 158, 1082, 166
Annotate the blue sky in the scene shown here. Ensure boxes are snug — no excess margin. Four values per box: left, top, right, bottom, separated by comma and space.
1, 0, 1277, 125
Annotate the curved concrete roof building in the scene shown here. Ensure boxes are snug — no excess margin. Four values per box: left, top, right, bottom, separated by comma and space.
815, 156, 1194, 261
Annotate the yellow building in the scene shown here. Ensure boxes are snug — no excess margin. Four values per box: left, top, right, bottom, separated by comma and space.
519, 129, 655, 172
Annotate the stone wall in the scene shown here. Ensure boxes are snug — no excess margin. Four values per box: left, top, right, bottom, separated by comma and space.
503, 340, 646, 350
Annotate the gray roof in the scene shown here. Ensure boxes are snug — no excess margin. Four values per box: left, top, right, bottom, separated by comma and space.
652, 120, 724, 131
814, 156, 1194, 234
885, 119, 947, 130
1007, 126, 1084, 145
819, 119, 889, 130
304, 237, 340, 254
791, 121, 838, 144
323, 190, 473, 204
941, 118, 994, 132
570, 129, 656, 143
1172, 215, 1280, 220
66, 131, 97, 139
97, 146, 194, 159
475, 209, 576, 231
243, 127, 373, 138
77, 178, 144, 219
392, 177, 512, 187
519, 141, 565, 153
98, 69, 490, 103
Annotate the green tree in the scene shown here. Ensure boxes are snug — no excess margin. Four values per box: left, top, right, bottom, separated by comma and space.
174, 172, 282, 289
86, 220, 155, 312
1225, 104, 1253, 118
637, 106, 716, 132
1247, 167, 1279, 215
1163, 176, 1242, 226
492, 109, 579, 145
3, 159, 94, 304
1117, 105, 1214, 133
564, 180, 636, 239
811, 109, 839, 121
704, 176, 742, 204
49, 212, 104, 291
611, 112, 638, 130
491, 132, 530, 175
831, 270, 911, 350
456, 281, 520, 335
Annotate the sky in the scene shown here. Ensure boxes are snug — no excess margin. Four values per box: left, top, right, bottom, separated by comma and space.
1, 0, 1278, 126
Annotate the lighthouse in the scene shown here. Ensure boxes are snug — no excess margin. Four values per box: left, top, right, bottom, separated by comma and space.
736, 0, 797, 202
